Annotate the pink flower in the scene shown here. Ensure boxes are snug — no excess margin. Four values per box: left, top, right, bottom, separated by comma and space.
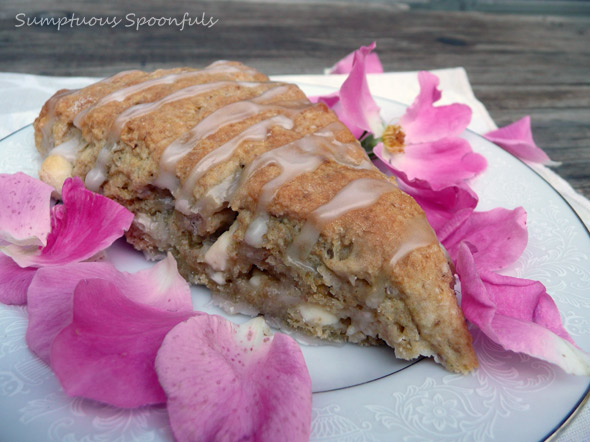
370, 71, 486, 237
312, 42, 382, 138
456, 243, 590, 375
327, 44, 384, 74
156, 315, 312, 442
374, 71, 485, 190
484, 116, 556, 164
0, 174, 134, 305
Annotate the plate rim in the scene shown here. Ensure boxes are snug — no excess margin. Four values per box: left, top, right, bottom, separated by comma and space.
1, 89, 589, 441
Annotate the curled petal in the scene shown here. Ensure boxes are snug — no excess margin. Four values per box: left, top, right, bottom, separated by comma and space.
397, 179, 478, 236
457, 243, 590, 375
316, 42, 382, 137
156, 315, 312, 442
51, 278, 195, 408
376, 137, 486, 190
442, 207, 528, 271
400, 71, 472, 144
0, 254, 36, 305
4, 177, 134, 267
484, 116, 555, 164
121, 253, 193, 312
327, 44, 384, 74
0, 172, 53, 248
27, 256, 192, 363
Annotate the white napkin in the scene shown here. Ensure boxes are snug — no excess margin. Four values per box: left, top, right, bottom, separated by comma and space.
0, 69, 588, 440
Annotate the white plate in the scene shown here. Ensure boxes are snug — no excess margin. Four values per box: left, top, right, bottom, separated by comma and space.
0, 86, 589, 441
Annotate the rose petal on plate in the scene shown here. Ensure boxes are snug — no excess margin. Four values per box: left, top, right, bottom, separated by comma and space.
0, 253, 37, 305
457, 243, 590, 375
4, 177, 134, 268
327, 43, 384, 74
27, 256, 192, 363
376, 137, 486, 190
374, 142, 480, 235
156, 315, 312, 442
0, 172, 53, 248
399, 71, 472, 144
398, 179, 479, 236
484, 116, 556, 165
442, 207, 528, 271
316, 42, 382, 138
51, 278, 195, 408
118, 253, 193, 312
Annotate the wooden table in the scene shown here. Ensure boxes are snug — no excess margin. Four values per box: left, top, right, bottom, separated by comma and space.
1, 1, 588, 199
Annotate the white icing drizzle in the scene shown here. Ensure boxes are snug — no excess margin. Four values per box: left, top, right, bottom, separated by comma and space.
154, 84, 296, 192
73, 62, 253, 129
389, 216, 438, 268
243, 129, 373, 247
41, 69, 143, 154
40, 89, 77, 154
286, 178, 397, 267
85, 81, 259, 191
51, 134, 86, 163
108, 81, 242, 141
175, 114, 295, 214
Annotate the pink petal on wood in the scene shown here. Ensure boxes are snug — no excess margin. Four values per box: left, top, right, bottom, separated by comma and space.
400, 71, 472, 144
5, 177, 134, 268
484, 116, 555, 164
156, 315, 312, 442
442, 207, 528, 271
457, 243, 590, 375
0, 253, 36, 305
0, 172, 53, 248
327, 44, 384, 74
27, 256, 192, 364
51, 278, 195, 408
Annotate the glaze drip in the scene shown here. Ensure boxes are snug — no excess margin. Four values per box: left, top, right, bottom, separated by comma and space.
286, 178, 397, 267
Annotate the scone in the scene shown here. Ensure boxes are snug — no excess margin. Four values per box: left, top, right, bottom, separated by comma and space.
34, 61, 478, 373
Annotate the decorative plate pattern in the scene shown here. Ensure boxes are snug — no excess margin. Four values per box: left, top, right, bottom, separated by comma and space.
0, 87, 588, 441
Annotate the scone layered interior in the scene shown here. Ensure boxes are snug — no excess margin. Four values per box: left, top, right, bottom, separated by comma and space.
34, 61, 478, 373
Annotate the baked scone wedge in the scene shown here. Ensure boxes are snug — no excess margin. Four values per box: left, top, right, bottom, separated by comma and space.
34, 61, 478, 373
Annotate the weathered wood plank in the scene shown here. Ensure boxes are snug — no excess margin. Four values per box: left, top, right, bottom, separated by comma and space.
0, 0, 588, 197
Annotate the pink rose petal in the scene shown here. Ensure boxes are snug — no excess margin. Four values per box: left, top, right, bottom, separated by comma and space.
375, 137, 486, 190
457, 243, 590, 375
0, 253, 36, 305
156, 315, 312, 442
398, 179, 478, 235
374, 141, 480, 235
442, 207, 528, 271
0, 172, 53, 248
4, 177, 134, 268
27, 255, 192, 363
484, 116, 555, 164
327, 45, 384, 74
316, 42, 382, 138
400, 71, 472, 144
51, 278, 195, 408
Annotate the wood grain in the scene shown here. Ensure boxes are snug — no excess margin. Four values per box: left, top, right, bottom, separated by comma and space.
1, 0, 588, 198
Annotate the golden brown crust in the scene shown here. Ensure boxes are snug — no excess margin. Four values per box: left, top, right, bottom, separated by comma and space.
35, 63, 477, 373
